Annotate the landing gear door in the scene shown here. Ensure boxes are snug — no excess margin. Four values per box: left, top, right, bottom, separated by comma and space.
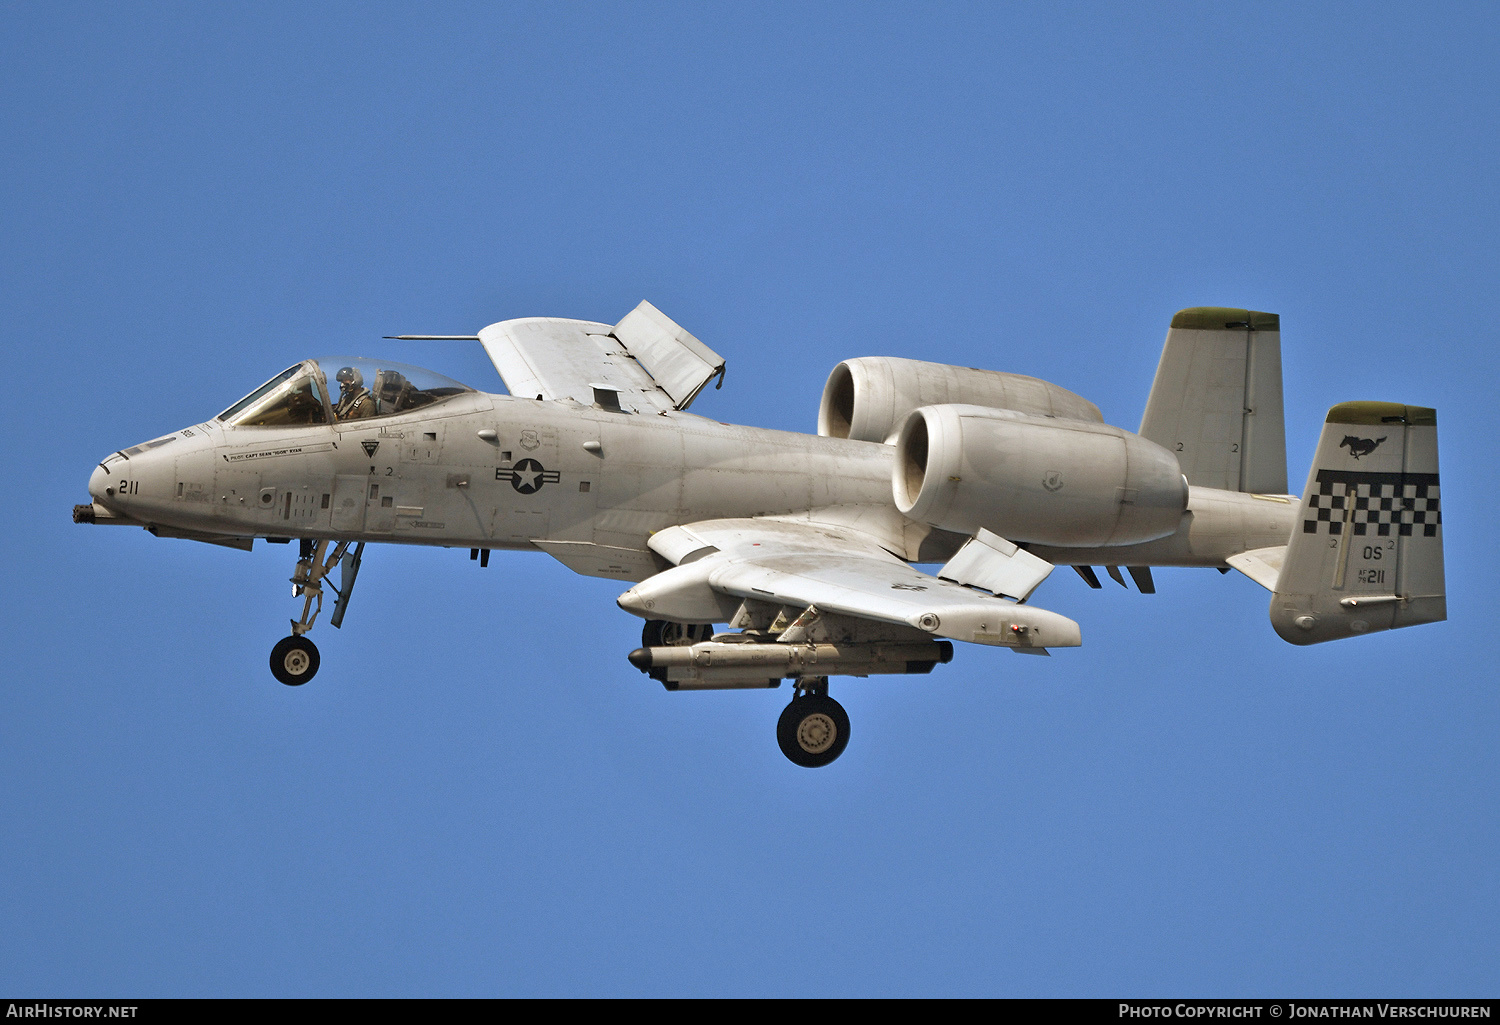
331, 474, 367, 532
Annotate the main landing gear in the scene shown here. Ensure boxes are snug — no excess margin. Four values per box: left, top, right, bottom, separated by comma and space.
635, 618, 855, 768
270, 539, 364, 686
777, 678, 849, 768
641, 619, 715, 647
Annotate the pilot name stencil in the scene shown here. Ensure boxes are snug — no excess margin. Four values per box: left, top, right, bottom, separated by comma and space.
222, 442, 333, 463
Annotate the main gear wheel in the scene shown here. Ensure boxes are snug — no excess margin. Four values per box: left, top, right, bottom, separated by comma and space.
776, 693, 850, 767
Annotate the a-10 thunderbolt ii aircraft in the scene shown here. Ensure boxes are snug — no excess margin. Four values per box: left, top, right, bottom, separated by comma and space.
75, 302, 1444, 766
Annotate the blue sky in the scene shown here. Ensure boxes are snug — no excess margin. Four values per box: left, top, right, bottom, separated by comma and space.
3, 1, 1496, 996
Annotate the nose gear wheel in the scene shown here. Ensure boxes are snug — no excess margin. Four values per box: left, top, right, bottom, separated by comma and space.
270, 635, 320, 686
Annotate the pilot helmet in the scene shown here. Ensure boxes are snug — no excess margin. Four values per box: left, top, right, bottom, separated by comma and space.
336, 366, 363, 390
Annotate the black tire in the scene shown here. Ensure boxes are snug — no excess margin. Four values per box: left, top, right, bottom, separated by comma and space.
640, 620, 714, 647
270, 635, 320, 686
777, 694, 850, 768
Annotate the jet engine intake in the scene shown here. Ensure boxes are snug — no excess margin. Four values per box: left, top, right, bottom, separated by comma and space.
893, 404, 1187, 547
818, 357, 1102, 443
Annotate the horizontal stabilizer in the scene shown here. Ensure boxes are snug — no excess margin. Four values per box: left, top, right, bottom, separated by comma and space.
1271, 402, 1444, 644
1226, 546, 1286, 592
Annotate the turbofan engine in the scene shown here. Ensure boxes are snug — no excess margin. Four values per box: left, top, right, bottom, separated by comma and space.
892, 404, 1188, 547
818, 357, 1103, 443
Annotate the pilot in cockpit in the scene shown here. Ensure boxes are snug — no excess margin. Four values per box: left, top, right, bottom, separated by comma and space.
334, 366, 376, 420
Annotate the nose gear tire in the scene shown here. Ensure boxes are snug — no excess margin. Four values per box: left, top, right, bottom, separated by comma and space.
270, 635, 320, 686
777, 694, 850, 768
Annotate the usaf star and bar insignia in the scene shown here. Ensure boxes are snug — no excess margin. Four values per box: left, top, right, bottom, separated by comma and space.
496, 457, 561, 494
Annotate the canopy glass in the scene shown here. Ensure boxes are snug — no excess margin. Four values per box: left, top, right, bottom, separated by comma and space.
218, 358, 473, 427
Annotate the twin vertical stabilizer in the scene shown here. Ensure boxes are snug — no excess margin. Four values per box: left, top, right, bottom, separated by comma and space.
1140, 307, 1288, 494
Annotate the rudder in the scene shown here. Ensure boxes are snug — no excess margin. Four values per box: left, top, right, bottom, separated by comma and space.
1271, 402, 1445, 645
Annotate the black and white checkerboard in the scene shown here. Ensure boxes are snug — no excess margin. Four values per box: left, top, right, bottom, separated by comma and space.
1302, 470, 1440, 538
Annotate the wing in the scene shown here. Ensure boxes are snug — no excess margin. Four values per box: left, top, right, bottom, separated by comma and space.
476, 301, 725, 413
619, 518, 1080, 652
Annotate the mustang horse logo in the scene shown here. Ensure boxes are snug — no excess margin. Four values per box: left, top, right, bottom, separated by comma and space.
1340, 435, 1386, 460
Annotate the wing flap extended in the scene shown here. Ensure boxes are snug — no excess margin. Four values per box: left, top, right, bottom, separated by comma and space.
478, 317, 660, 408
623, 519, 1080, 650
613, 301, 725, 409
937, 527, 1054, 601
476, 303, 725, 413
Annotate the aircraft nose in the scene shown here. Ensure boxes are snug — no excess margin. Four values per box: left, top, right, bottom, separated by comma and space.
88, 435, 182, 513
88, 462, 110, 504
87, 456, 127, 510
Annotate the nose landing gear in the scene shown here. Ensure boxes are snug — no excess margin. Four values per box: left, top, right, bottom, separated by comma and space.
270, 539, 364, 686
776, 678, 850, 768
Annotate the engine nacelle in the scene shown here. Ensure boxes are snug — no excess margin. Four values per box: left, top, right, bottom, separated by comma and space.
893, 404, 1188, 547
818, 357, 1102, 443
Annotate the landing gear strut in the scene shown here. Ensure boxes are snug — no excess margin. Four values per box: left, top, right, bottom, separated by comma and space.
777, 678, 850, 768
270, 539, 364, 686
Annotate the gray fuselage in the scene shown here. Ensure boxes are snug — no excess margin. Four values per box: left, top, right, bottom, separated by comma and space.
88, 389, 1298, 575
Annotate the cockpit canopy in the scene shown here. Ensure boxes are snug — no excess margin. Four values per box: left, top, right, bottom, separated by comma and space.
218, 357, 474, 427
